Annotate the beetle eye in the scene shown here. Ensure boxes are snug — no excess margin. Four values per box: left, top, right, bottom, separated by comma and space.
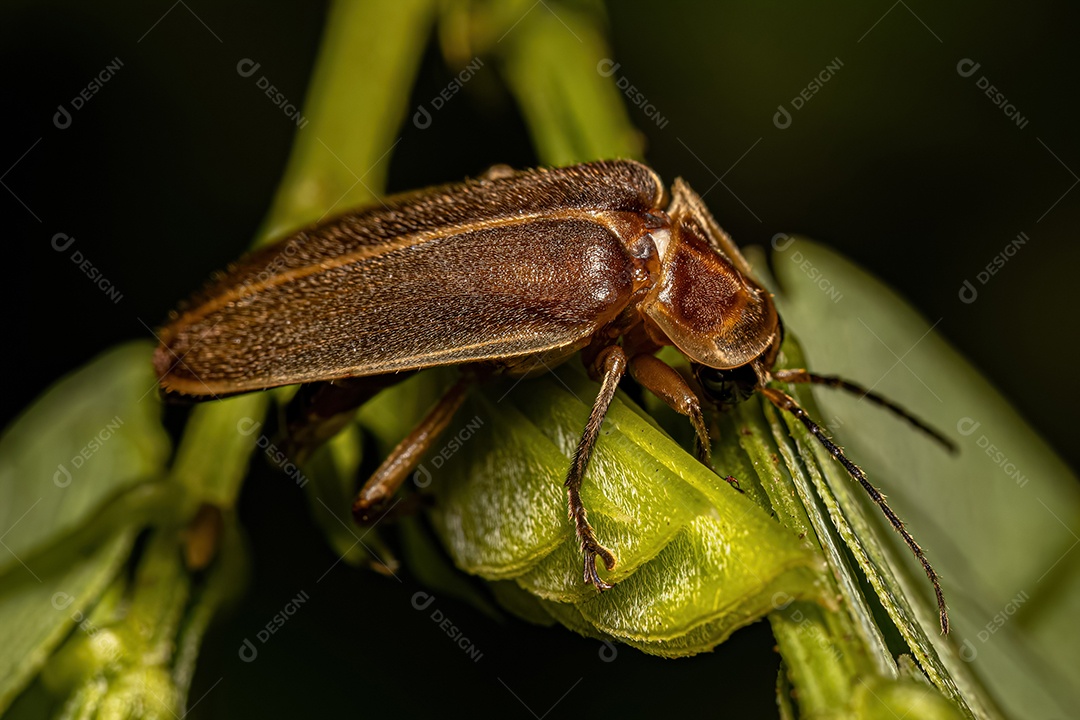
693, 363, 759, 409
627, 232, 660, 263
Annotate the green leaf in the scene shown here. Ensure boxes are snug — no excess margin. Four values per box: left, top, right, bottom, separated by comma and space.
0, 341, 169, 575
764, 356, 972, 709
852, 677, 965, 720
0, 340, 177, 713
0, 527, 134, 712
0, 338, 256, 711
424, 364, 826, 657
9, 511, 245, 720
771, 237, 1080, 718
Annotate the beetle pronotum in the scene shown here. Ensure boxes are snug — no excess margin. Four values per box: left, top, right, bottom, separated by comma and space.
155, 160, 954, 633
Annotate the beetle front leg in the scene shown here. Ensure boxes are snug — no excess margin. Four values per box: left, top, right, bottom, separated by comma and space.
628, 354, 743, 491
352, 375, 471, 524
567, 345, 627, 590
628, 354, 712, 465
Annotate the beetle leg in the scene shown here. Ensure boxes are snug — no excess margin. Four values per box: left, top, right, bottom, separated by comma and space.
628, 355, 743, 492
283, 374, 413, 464
352, 376, 472, 525
567, 345, 627, 590
628, 354, 712, 466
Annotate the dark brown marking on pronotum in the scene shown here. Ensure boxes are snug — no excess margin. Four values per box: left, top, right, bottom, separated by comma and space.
155, 159, 954, 634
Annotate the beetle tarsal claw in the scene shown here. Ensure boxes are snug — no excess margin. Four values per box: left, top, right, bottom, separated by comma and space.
583, 548, 616, 591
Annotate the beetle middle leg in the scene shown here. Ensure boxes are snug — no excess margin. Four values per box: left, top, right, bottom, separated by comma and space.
352, 375, 472, 524
629, 354, 746, 492
567, 345, 628, 590
628, 354, 744, 492
628, 354, 712, 465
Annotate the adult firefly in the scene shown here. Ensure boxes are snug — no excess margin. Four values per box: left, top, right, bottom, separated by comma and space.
154, 160, 954, 634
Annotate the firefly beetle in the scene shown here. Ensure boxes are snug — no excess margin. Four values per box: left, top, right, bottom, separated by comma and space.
154, 160, 953, 633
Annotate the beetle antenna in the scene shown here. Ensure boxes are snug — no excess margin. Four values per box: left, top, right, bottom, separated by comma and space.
758, 386, 949, 635
771, 369, 956, 454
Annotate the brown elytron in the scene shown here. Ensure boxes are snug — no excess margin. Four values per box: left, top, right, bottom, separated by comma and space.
155, 160, 952, 634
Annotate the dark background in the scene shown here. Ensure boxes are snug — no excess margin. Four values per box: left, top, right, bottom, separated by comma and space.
2, 1, 1076, 717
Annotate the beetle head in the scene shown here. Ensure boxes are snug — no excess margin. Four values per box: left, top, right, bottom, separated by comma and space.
691, 316, 785, 409
641, 179, 781, 375
693, 362, 760, 411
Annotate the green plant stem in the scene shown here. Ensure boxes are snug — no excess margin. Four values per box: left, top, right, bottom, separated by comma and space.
169, 0, 438, 513
495, 1, 641, 163
259, 0, 438, 244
